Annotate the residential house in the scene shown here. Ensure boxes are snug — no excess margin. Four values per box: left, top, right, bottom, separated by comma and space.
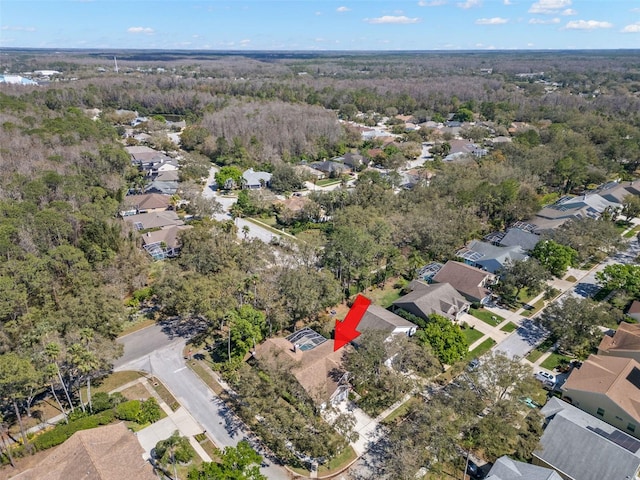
252, 328, 350, 408
357, 304, 418, 337
456, 240, 527, 274
295, 164, 326, 180
392, 281, 470, 322
561, 354, 640, 439
11, 422, 156, 480
242, 168, 272, 190
530, 193, 620, 232
341, 152, 369, 170
124, 210, 184, 231
431, 260, 497, 305
141, 224, 192, 260
598, 321, 640, 361
144, 179, 179, 195
309, 160, 350, 177
533, 397, 640, 480
120, 193, 171, 216
485, 455, 562, 480
498, 227, 541, 252
598, 180, 640, 205
153, 169, 180, 183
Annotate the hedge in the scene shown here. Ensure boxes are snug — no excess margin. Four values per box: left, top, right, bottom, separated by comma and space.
33, 410, 115, 450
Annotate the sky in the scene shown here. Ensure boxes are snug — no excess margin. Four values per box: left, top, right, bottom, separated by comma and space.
1, 0, 640, 51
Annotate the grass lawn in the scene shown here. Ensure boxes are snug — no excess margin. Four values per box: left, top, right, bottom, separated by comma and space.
461, 326, 484, 345
469, 308, 504, 327
623, 224, 640, 238
364, 280, 403, 308
188, 359, 225, 396
526, 349, 544, 363
316, 178, 343, 187
500, 321, 518, 333
152, 378, 180, 411
382, 396, 419, 424
520, 299, 545, 318
93, 371, 143, 394
317, 446, 358, 475
541, 352, 572, 371
565, 275, 577, 282
119, 317, 156, 337
465, 338, 496, 360
245, 217, 292, 238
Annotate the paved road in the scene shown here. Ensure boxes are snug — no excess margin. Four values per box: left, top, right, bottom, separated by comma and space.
116, 327, 292, 480
201, 167, 282, 244
493, 318, 548, 360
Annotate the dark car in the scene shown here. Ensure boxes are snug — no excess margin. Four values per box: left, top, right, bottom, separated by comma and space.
466, 460, 484, 479
467, 358, 480, 371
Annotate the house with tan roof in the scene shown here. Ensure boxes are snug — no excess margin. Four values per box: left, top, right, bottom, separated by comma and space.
141, 225, 192, 260
11, 422, 157, 480
431, 261, 497, 304
124, 210, 184, 231
120, 193, 171, 216
598, 322, 640, 363
252, 328, 349, 408
628, 301, 640, 323
561, 354, 640, 438
392, 281, 470, 322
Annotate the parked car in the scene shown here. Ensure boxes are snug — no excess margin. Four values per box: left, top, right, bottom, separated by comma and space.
535, 371, 555, 383
466, 459, 484, 479
467, 358, 480, 371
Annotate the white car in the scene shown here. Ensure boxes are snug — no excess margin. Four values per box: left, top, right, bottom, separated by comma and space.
535, 371, 556, 384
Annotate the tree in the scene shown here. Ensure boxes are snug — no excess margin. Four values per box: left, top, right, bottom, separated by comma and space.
497, 259, 551, 302
0, 353, 39, 448
596, 263, 640, 298
537, 297, 620, 357
188, 440, 266, 480
155, 430, 195, 476
414, 314, 468, 365
549, 218, 622, 262
531, 239, 578, 277
215, 166, 243, 190
269, 164, 304, 194
622, 194, 640, 222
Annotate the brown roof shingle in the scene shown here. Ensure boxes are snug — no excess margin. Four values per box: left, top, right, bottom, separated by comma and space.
598, 322, 640, 356
431, 261, 494, 303
12, 422, 156, 480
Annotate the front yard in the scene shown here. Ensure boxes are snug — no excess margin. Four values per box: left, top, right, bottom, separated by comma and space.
469, 308, 504, 327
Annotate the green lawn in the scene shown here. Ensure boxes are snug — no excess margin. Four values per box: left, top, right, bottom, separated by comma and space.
465, 338, 496, 360
500, 321, 518, 333
382, 397, 419, 424
623, 224, 640, 238
540, 352, 572, 371
526, 349, 544, 363
318, 446, 358, 475
469, 308, 504, 327
520, 299, 545, 318
461, 326, 484, 345
316, 178, 343, 187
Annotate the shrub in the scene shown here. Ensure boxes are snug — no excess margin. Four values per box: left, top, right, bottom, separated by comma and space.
33, 410, 115, 450
109, 392, 126, 406
154, 431, 194, 465
115, 399, 141, 421
138, 398, 162, 424
91, 392, 112, 412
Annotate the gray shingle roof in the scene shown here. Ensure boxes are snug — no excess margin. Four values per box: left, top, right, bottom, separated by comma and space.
393, 282, 468, 321
485, 456, 562, 480
499, 228, 541, 252
358, 304, 417, 333
534, 397, 640, 480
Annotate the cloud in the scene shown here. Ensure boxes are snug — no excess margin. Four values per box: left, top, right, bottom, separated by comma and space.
418, 0, 447, 5
476, 17, 508, 25
504, 0, 513, 4
1, 25, 36, 32
127, 26, 154, 34
622, 22, 640, 33
336, 6, 351, 12
561, 8, 576, 15
457, 0, 481, 8
529, 17, 560, 24
239, 39, 251, 45
564, 19, 612, 30
529, 0, 571, 14
364, 15, 420, 24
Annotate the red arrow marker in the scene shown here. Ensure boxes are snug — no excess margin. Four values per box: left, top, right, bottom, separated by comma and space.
334, 294, 371, 351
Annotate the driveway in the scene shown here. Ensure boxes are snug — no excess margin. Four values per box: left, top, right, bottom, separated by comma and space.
493, 318, 548, 360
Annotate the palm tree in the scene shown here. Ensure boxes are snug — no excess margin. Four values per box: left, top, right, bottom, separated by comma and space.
45, 342, 74, 414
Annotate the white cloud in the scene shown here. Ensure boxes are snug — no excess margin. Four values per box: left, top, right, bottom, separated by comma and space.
1, 25, 36, 32
631, 8, 640, 13
418, 0, 447, 5
127, 26, 154, 34
561, 8, 576, 15
475, 17, 508, 25
529, 0, 571, 14
504, 0, 513, 4
457, 0, 481, 8
336, 6, 351, 12
364, 15, 421, 24
529, 17, 560, 24
622, 22, 640, 33
239, 39, 251, 45
564, 19, 612, 30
